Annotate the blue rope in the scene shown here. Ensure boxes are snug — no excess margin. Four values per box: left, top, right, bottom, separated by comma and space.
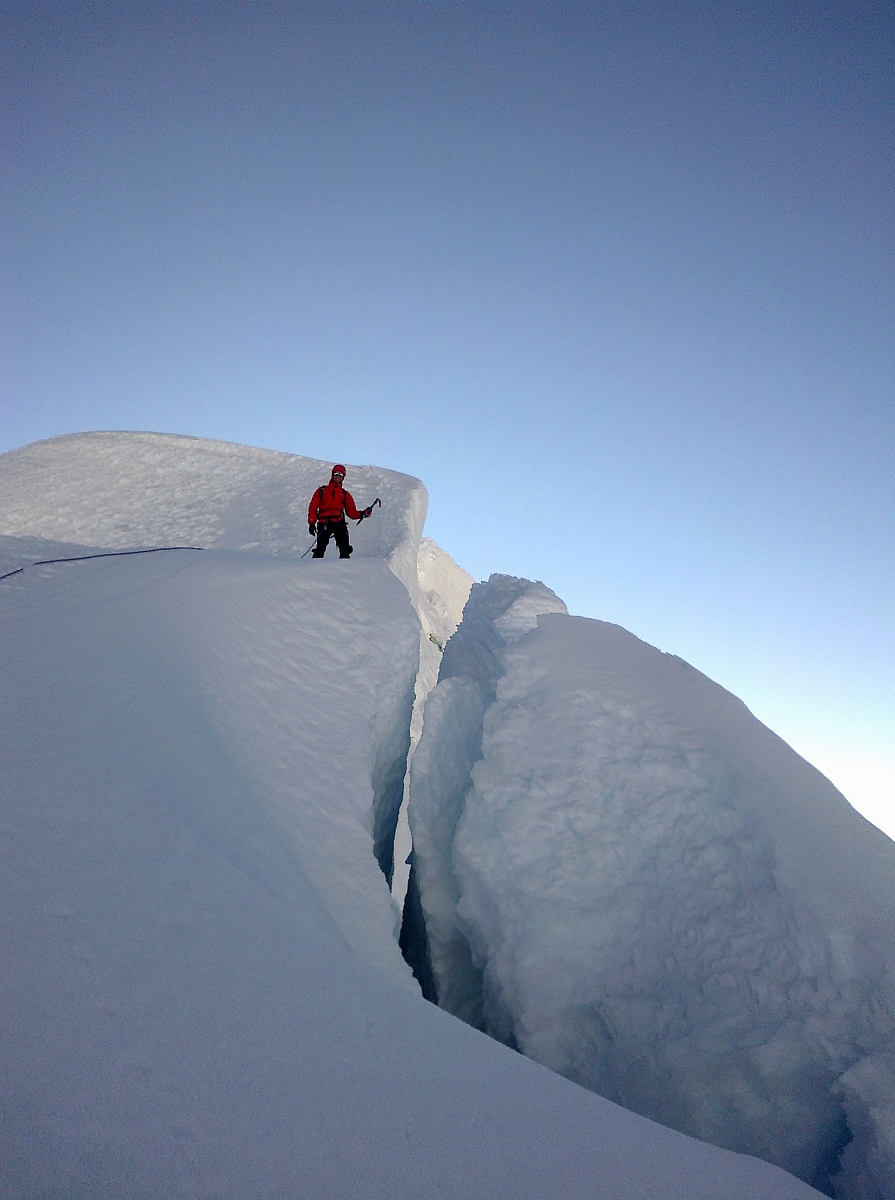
33, 546, 205, 565
1, 545, 205, 584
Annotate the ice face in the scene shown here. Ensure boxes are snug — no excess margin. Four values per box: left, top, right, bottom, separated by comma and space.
405, 575, 568, 1016
390, 539, 474, 911
408, 580, 895, 1198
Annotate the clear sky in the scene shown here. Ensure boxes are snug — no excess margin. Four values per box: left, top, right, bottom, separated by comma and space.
3, 2, 893, 834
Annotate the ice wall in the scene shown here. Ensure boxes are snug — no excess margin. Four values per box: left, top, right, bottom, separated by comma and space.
391, 539, 474, 910
405, 575, 567, 1012
414, 537, 476, 744
408, 579, 895, 1198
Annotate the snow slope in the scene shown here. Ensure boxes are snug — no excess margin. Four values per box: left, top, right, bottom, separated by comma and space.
0, 433, 824, 1199
409, 577, 895, 1198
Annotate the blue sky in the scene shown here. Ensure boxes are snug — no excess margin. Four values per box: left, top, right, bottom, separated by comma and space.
3, 2, 893, 832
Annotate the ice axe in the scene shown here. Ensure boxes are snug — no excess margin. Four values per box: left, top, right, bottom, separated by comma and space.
356, 497, 382, 524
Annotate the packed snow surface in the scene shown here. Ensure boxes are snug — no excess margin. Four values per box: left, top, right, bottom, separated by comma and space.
409, 578, 895, 1198
0, 433, 825, 1199
0, 431, 427, 594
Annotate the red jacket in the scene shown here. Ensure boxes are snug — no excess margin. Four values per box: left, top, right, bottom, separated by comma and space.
309, 481, 363, 523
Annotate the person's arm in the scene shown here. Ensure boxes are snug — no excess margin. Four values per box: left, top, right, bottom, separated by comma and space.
342, 489, 363, 521
308, 487, 322, 533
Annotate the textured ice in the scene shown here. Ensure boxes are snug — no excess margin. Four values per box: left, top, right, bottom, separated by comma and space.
1, 466, 824, 1199
408, 538, 474, 763
833, 1052, 895, 1198
409, 580, 895, 1198
391, 538, 473, 908
406, 575, 568, 1018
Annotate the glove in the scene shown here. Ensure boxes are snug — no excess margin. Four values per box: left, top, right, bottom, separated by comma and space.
309, 523, 316, 536
363, 507, 373, 518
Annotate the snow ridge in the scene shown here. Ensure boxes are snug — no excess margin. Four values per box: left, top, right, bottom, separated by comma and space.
0, 431, 427, 596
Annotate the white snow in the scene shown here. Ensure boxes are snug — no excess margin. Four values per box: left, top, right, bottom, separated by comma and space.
493, 580, 568, 643
0, 433, 834, 1198
409, 579, 895, 1197
0, 431, 427, 595
1, 548, 420, 981
407, 575, 568, 1024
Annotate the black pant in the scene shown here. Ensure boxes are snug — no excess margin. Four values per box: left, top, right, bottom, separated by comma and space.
312, 519, 352, 558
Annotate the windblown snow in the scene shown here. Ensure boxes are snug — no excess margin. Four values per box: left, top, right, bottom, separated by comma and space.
0, 431, 885, 1199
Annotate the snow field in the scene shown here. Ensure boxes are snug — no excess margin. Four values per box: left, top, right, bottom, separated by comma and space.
0, 545, 821, 1199
1, 551, 421, 983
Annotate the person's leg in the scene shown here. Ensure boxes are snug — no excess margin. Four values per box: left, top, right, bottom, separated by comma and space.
333, 520, 352, 558
312, 522, 333, 557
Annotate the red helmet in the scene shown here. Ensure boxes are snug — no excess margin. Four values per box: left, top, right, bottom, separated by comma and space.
331, 464, 346, 476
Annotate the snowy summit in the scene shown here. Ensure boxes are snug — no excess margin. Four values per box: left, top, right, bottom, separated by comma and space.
1, 432, 892, 1200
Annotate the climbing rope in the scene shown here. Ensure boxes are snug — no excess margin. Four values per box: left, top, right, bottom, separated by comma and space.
0, 545, 206, 584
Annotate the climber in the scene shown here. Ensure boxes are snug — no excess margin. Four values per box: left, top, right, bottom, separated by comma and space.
307, 464, 374, 559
